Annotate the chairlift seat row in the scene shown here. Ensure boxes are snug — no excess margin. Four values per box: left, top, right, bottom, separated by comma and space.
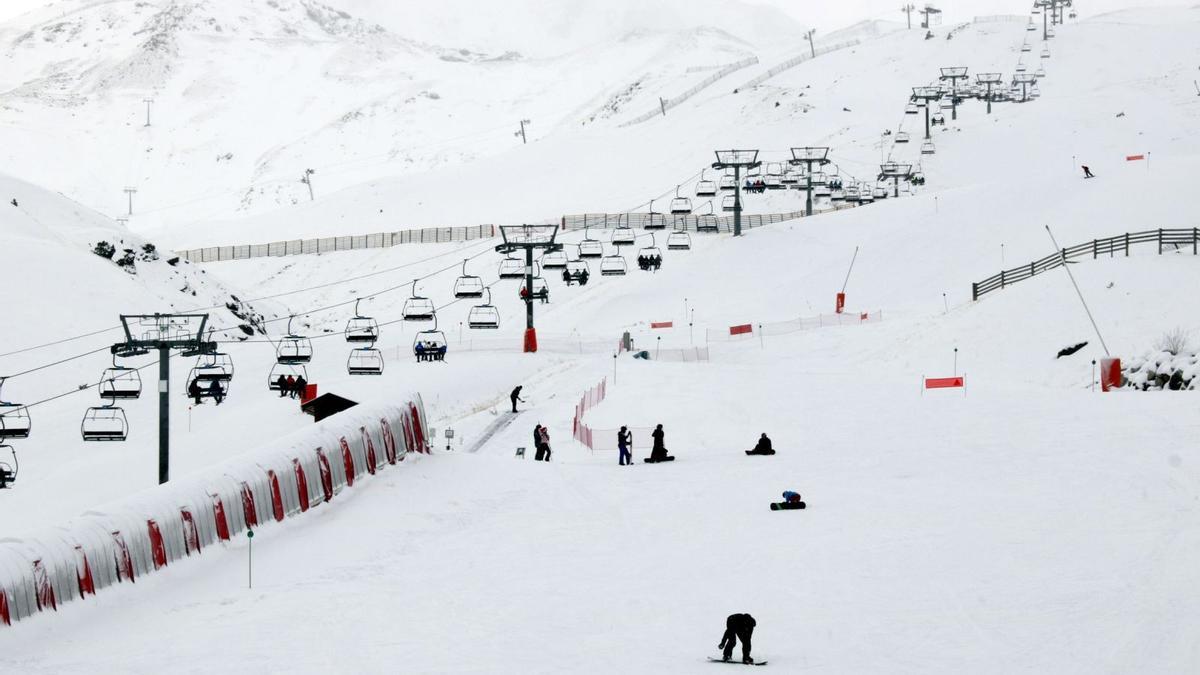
100, 367, 142, 400
268, 363, 307, 390
0, 404, 31, 439
611, 227, 636, 247
468, 288, 501, 330
600, 256, 628, 276
81, 406, 128, 442
347, 348, 384, 375
666, 231, 692, 250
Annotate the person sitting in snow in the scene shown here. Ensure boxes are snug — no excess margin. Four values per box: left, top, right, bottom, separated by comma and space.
747, 433, 775, 455
781, 490, 802, 504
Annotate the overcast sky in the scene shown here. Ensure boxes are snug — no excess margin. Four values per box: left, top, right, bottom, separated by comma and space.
0, 0, 1192, 34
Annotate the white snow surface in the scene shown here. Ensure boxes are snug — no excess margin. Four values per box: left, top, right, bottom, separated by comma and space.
1, 4, 1200, 674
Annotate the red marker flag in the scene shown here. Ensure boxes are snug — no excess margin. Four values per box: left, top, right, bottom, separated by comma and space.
1126, 154, 1145, 161
729, 323, 753, 336
925, 376, 965, 389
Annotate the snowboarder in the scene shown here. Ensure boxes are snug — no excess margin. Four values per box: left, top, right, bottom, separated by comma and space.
510, 386, 524, 413
617, 426, 633, 466
276, 374, 289, 397
718, 613, 756, 664
646, 424, 674, 463
770, 490, 807, 511
9, 198, 16, 207
294, 375, 307, 401
746, 433, 775, 456
188, 378, 203, 405
1082, 165, 1095, 179
533, 424, 546, 461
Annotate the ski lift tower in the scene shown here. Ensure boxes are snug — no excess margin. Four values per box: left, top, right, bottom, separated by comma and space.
1035, 0, 1053, 40
712, 150, 761, 236
113, 314, 215, 485
920, 4, 942, 29
1013, 73, 1038, 103
976, 73, 1003, 114
788, 147, 832, 217
939, 67, 969, 121
911, 87, 944, 140
496, 225, 563, 353
879, 162, 913, 198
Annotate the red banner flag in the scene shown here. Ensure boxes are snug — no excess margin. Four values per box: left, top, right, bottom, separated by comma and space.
925, 376, 964, 389
650, 321, 673, 329
729, 323, 753, 336
1125, 154, 1145, 161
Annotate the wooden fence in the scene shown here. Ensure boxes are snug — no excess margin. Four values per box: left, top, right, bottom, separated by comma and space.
972, 228, 1200, 300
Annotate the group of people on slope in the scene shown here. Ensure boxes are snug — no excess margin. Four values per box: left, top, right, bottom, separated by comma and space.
613, 429, 775, 464
273, 373, 308, 400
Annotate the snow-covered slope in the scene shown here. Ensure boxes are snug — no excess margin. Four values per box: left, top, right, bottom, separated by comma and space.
1, 4, 1200, 674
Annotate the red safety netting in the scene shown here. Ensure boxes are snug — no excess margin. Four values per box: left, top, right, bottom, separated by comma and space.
571, 378, 608, 451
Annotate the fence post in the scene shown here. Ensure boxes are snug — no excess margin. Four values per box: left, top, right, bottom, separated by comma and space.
1195, 228, 1198, 255
972, 283, 978, 301
1000, 270, 1006, 289
1125, 232, 1129, 256
1030, 261, 1034, 277
1093, 239, 1097, 259
1158, 228, 1162, 255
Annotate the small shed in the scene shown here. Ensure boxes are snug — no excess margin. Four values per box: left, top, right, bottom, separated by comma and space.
301, 393, 358, 423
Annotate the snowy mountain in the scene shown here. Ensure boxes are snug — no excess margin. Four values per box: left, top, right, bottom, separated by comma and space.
2, 3, 1200, 673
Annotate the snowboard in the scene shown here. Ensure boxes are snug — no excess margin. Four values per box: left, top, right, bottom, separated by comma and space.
745, 450, 776, 456
770, 501, 806, 511
707, 657, 768, 666
644, 456, 676, 463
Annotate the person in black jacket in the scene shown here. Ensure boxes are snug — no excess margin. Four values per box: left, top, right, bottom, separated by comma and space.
534, 424, 546, 461
647, 424, 674, 462
747, 433, 775, 455
719, 613, 757, 664
276, 374, 289, 397
510, 386, 524, 413
293, 376, 307, 400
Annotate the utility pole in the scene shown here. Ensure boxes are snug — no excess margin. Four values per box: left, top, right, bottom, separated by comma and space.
515, 119, 530, 144
879, 162, 912, 199
300, 169, 315, 201
976, 73, 1002, 115
713, 150, 761, 236
804, 29, 816, 59
902, 4, 915, 29
789, 147, 831, 217
143, 98, 154, 127
123, 187, 137, 215
496, 225, 562, 352
659, 98, 668, 117
939, 67, 968, 121
114, 314, 214, 485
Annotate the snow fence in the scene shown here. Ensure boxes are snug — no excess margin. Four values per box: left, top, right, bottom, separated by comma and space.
0, 394, 430, 628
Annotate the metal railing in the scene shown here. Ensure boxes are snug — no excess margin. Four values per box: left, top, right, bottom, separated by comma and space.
972, 228, 1200, 300
561, 204, 861, 233
176, 224, 497, 263
732, 40, 861, 92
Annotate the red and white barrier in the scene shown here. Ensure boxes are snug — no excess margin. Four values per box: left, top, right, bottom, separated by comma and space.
572, 378, 608, 451
0, 394, 429, 627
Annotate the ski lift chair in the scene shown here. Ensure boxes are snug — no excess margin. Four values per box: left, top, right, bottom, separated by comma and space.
0, 445, 16, 489
579, 227, 604, 258
1016, 63, 1027, 73
99, 354, 142, 400
453, 260, 485, 297
345, 298, 380, 343
931, 112, 946, 124
413, 317, 448, 363
721, 195, 737, 212
600, 255, 627, 276
1021, 43, 1031, 52
81, 405, 128, 442
669, 186, 692, 215
696, 170, 718, 197
718, 176, 736, 191
782, 170, 801, 185
814, 183, 832, 198
920, 140, 936, 155
0, 403, 31, 440
895, 131, 910, 143
905, 102, 919, 115
277, 316, 314, 364
1041, 47, 1050, 59
830, 188, 846, 201
636, 235, 664, 272
611, 225, 636, 246
189, 352, 233, 387
1034, 68, 1045, 78
1026, 22, 1036, 31
498, 254, 526, 279
764, 175, 783, 190
519, 276, 551, 304
467, 288, 501, 329
541, 249, 568, 270
667, 230, 692, 250
268, 363, 307, 391
347, 348, 384, 375
402, 280, 436, 321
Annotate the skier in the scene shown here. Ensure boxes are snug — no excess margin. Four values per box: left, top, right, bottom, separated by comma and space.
646, 424, 674, 462
285, 374, 296, 398
510, 386, 525, 413
718, 613, 757, 664
207, 379, 225, 405
617, 426, 633, 466
533, 424, 546, 461
1082, 165, 1095, 179
188, 378, 203, 405
294, 375, 307, 401
276, 374, 289, 397
539, 425, 551, 461
747, 433, 775, 456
